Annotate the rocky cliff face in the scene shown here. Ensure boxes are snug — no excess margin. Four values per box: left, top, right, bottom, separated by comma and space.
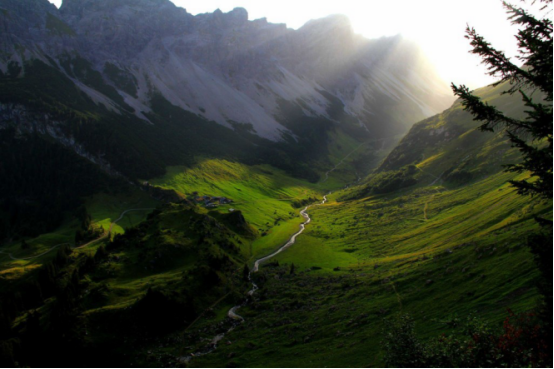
0, 0, 453, 141
0, 102, 122, 176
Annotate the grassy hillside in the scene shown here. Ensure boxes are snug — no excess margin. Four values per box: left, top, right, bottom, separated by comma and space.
0, 149, 372, 366
149, 159, 324, 261
189, 169, 549, 367
0, 199, 260, 367
378, 80, 533, 185
181, 81, 551, 367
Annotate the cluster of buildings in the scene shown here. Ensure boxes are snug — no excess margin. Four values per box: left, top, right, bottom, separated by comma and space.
191, 192, 233, 209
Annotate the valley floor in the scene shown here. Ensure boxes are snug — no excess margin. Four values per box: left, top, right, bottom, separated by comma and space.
0, 150, 549, 367
136, 168, 552, 367
179, 171, 549, 367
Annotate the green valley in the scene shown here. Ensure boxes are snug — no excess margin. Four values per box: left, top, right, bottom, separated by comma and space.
0, 76, 551, 367
0, 0, 551, 367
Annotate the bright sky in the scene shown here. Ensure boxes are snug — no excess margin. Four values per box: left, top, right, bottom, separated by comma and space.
48, 0, 549, 89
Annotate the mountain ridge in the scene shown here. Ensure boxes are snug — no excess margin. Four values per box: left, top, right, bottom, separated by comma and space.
0, 0, 454, 140
0, 0, 455, 244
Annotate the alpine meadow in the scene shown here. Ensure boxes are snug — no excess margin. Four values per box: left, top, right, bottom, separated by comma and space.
0, 0, 551, 367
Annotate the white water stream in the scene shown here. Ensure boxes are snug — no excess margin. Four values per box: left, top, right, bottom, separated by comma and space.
181, 195, 329, 362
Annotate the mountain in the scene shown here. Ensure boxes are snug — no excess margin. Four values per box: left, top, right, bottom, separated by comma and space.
1, 0, 452, 146
10, 1, 549, 367
0, 7, 550, 364
339, 79, 537, 198
182, 81, 550, 367
0, 0, 454, 242
378, 80, 530, 176
4, 0, 452, 137
0, 77, 539, 368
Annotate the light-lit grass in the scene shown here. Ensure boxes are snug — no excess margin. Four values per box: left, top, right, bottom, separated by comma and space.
0, 188, 158, 275
149, 159, 324, 260
193, 171, 549, 368
86, 190, 159, 235
285, 171, 549, 271
274, 233, 358, 270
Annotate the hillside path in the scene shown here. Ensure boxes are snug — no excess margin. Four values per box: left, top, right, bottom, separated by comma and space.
321, 143, 366, 183
0, 208, 154, 260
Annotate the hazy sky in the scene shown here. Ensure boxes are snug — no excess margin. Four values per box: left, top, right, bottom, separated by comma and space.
48, 0, 549, 89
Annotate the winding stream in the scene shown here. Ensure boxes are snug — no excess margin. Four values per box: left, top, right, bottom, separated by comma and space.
181, 195, 329, 362
230, 194, 328, 319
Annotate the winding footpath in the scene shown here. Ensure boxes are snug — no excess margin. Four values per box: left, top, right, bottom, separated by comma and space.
75, 208, 155, 249
0, 242, 72, 261
321, 143, 366, 183
416, 167, 445, 221
0, 208, 154, 261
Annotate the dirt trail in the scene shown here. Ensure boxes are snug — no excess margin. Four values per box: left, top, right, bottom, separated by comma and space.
417, 167, 445, 221
0, 243, 71, 261
0, 208, 154, 261
321, 143, 366, 184
75, 208, 155, 249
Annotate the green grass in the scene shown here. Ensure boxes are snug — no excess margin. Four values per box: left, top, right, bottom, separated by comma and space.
0, 219, 78, 270
0, 188, 158, 280
149, 159, 324, 260
66, 156, 369, 327
379, 80, 534, 180
273, 233, 358, 269
189, 170, 549, 367
85, 190, 159, 235
78, 200, 253, 315
277, 171, 548, 269
1, 90, 549, 367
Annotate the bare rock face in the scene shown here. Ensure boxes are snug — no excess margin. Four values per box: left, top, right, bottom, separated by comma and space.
0, 0, 454, 140
60, 0, 193, 62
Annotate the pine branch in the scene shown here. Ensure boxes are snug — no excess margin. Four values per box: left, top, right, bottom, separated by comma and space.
464, 25, 530, 89
451, 84, 529, 132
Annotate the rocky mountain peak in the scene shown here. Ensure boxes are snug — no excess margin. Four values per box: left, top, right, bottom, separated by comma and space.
60, 0, 174, 11
195, 7, 250, 30
0, 0, 454, 142
228, 7, 248, 24
300, 13, 353, 35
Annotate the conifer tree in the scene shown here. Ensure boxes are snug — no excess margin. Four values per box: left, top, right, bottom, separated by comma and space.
242, 264, 250, 281
451, 0, 552, 200
94, 245, 108, 262
452, 0, 552, 353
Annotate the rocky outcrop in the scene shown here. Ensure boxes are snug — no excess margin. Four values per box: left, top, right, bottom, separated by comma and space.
0, 102, 122, 177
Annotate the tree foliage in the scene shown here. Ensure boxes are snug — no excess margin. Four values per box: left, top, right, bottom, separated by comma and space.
451, 1, 553, 199
447, 1, 553, 363
382, 312, 550, 368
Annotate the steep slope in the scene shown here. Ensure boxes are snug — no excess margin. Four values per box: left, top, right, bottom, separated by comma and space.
185, 83, 551, 367
378, 80, 530, 181
54, 0, 452, 138
335, 80, 535, 199
0, 0, 454, 241
0, 0, 452, 141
